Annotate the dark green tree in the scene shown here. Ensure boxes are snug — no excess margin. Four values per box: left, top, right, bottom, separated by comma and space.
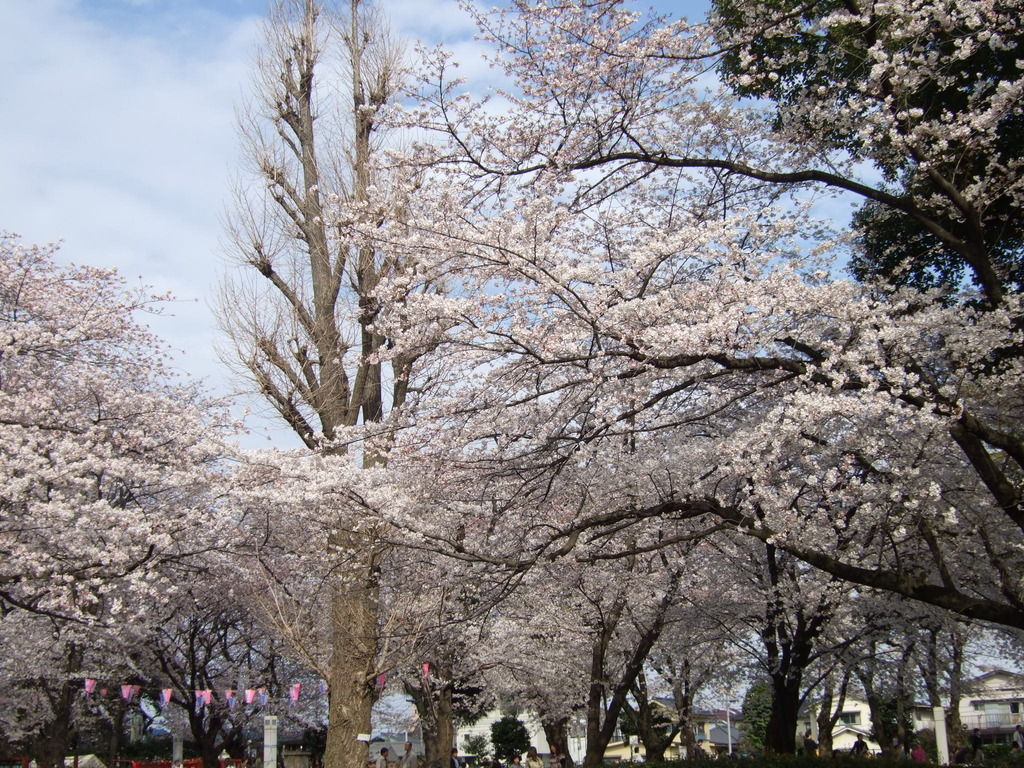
463, 734, 490, 760
742, 682, 773, 753
712, 0, 1024, 303
491, 716, 531, 763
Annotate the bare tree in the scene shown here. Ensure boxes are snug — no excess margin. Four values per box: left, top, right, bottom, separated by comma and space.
218, 2, 422, 766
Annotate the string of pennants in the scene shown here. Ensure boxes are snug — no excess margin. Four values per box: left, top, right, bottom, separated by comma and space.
81, 663, 433, 708
82, 680, 329, 708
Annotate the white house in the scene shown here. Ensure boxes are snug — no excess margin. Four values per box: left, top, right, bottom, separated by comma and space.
957, 670, 1024, 732
798, 669, 1024, 753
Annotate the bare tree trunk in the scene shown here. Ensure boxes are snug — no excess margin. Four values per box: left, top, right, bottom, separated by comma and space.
579, 573, 680, 768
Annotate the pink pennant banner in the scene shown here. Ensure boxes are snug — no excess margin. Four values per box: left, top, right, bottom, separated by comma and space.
422, 663, 430, 677
245, 689, 256, 705
377, 673, 386, 691
160, 689, 173, 706
84, 679, 97, 697
290, 683, 301, 705
121, 685, 134, 701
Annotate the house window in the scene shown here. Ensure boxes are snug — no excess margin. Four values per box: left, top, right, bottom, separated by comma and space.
1011, 703, 1020, 715
839, 713, 862, 726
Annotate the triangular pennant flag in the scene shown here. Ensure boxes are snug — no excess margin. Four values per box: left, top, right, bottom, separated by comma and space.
161, 689, 173, 707
84, 679, 97, 698
121, 685, 134, 701
318, 682, 327, 695
290, 682, 301, 705
226, 689, 236, 709
377, 673, 386, 691
195, 690, 205, 708
202, 690, 212, 705
245, 689, 256, 705
259, 688, 268, 706
422, 662, 430, 677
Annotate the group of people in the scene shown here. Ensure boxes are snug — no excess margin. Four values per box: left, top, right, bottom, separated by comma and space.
800, 729, 928, 762
375, 743, 421, 768
375, 742, 567, 768
377, 725, 1024, 768
469, 744, 567, 768
798, 723, 1024, 764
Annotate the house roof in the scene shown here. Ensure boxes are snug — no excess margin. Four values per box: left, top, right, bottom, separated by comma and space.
964, 669, 1024, 690
705, 724, 743, 746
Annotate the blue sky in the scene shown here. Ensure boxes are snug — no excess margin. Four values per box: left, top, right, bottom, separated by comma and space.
0, 0, 707, 447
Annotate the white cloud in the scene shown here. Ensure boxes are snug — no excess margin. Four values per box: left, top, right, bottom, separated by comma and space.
0, 0, 275, 435
384, 0, 479, 41
0, 0, 504, 448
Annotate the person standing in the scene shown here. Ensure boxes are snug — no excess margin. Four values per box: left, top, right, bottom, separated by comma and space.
971, 728, 984, 762
377, 748, 390, 768
911, 743, 928, 763
450, 748, 460, 768
803, 730, 818, 757
1013, 725, 1024, 750
525, 747, 543, 768
399, 742, 418, 768
850, 735, 868, 757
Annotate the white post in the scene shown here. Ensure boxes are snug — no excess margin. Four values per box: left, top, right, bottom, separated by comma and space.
727, 705, 734, 756
933, 706, 950, 765
173, 736, 183, 763
264, 715, 279, 768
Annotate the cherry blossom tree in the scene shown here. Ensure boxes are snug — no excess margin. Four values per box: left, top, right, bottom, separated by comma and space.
0, 612, 88, 766
624, 603, 745, 761
142, 579, 320, 768
0, 234, 228, 622
0, 232, 232, 765
365, 0, 1024, 639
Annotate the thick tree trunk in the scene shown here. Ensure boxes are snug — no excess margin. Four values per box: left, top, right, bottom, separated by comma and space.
35, 680, 77, 768
325, 568, 378, 768
105, 695, 127, 768
406, 666, 454, 768
817, 672, 849, 759
579, 586, 675, 768
816, 687, 834, 758
759, 543, 829, 755
429, 686, 454, 768
764, 674, 801, 754
542, 719, 572, 768
190, 708, 229, 768
626, 669, 683, 762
